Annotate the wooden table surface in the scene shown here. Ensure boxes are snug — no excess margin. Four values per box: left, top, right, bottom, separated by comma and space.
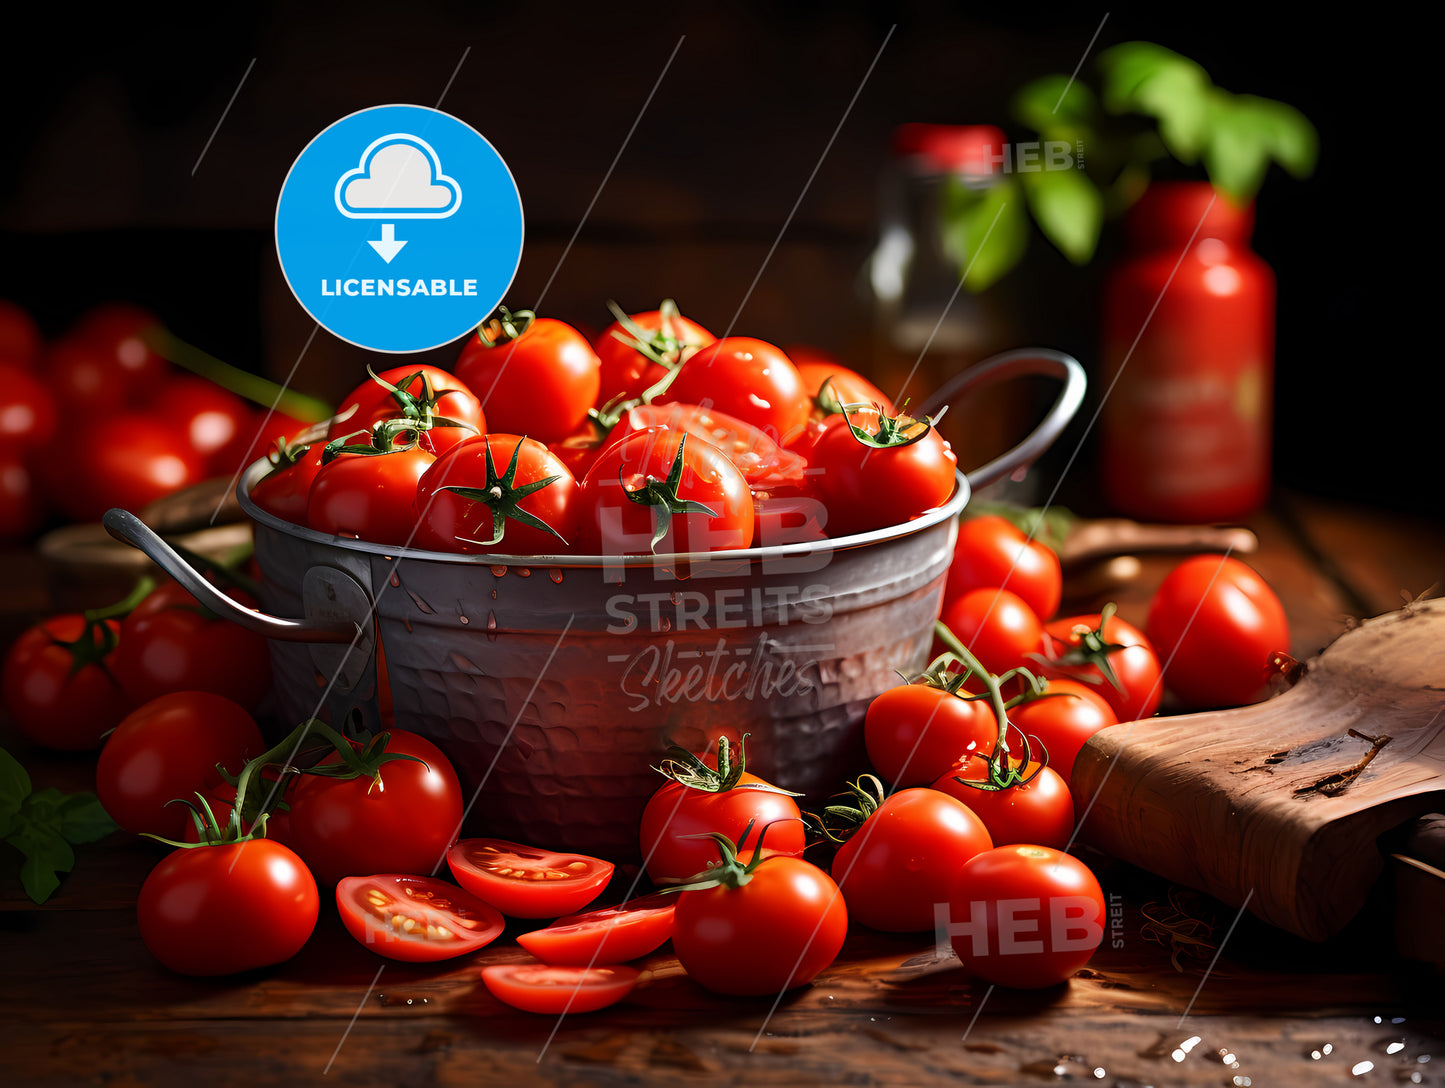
3, 492, 1444, 1087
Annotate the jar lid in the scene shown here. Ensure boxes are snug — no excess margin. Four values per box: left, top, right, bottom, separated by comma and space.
892, 123, 1006, 178
1124, 181, 1255, 244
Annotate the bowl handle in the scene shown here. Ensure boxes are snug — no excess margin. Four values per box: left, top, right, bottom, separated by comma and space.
918, 348, 1086, 491
102, 508, 361, 645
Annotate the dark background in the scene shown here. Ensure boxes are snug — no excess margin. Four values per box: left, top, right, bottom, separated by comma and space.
0, 3, 1432, 517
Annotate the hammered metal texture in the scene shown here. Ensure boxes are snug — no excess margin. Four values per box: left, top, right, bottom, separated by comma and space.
252, 520, 957, 861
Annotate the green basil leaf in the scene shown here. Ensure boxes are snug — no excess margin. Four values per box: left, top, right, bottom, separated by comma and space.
1022, 166, 1104, 265
1230, 93, 1319, 179
57, 792, 118, 845
1099, 43, 1211, 162
1012, 74, 1097, 132
9, 823, 75, 904
1203, 91, 1274, 205
0, 747, 31, 818
941, 176, 1029, 292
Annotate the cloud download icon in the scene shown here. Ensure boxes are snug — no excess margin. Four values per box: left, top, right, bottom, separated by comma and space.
276, 105, 523, 353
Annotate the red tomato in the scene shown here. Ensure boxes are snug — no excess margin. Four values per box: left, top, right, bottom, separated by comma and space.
74, 302, 170, 401
447, 839, 613, 918
2, 614, 131, 750
0, 298, 41, 366
306, 443, 436, 545
480, 963, 640, 1014
810, 408, 958, 538
287, 731, 462, 887
454, 315, 599, 443
945, 515, 1062, 622
335, 874, 505, 962
412, 434, 579, 555
0, 362, 58, 447
864, 682, 998, 789
96, 692, 265, 838
578, 427, 754, 554
330, 365, 484, 457
1008, 679, 1118, 784
605, 402, 809, 493
639, 762, 804, 885
48, 412, 206, 523
153, 377, 252, 472
516, 892, 676, 966
832, 788, 993, 932
1147, 555, 1290, 708
0, 456, 45, 542
932, 759, 1074, 850
44, 337, 134, 421
793, 357, 895, 418
110, 580, 272, 710
1041, 612, 1162, 721
137, 839, 318, 976
937, 587, 1044, 676
594, 303, 715, 404
658, 337, 811, 445
673, 852, 847, 996
945, 845, 1105, 989
249, 442, 326, 525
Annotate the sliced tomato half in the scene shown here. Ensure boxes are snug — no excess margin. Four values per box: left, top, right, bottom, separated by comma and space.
335, 874, 505, 963
516, 892, 676, 966
609, 403, 809, 492
480, 962, 640, 1014
447, 838, 614, 919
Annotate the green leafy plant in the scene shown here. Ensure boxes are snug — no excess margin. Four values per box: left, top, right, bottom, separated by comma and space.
0, 747, 116, 903
945, 41, 1318, 289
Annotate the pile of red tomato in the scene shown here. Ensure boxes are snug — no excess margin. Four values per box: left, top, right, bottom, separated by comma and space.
251, 302, 958, 555
0, 298, 310, 537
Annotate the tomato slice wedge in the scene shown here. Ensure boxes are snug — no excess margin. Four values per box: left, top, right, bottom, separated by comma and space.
610, 403, 809, 491
480, 962, 640, 1014
447, 838, 614, 919
335, 874, 505, 963
516, 892, 676, 966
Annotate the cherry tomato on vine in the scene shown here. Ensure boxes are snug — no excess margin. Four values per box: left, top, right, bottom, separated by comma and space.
411, 434, 578, 555
74, 302, 170, 402
671, 841, 847, 996
2, 613, 131, 750
1147, 555, 1290, 708
831, 785, 993, 932
96, 692, 265, 838
1007, 678, 1117, 784
1040, 610, 1162, 722
481, 963, 640, 1014
944, 515, 1062, 622
112, 580, 272, 710
48, 412, 206, 522
946, 845, 1105, 989
639, 737, 805, 885
288, 730, 462, 887
657, 337, 810, 445
810, 407, 958, 538
594, 301, 715, 405
447, 839, 614, 918
137, 838, 318, 976
517, 892, 676, 966
335, 874, 505, 962
936, 587, 1044, 676
330, 365, 484, 457
578, 427, 753, 554
454, 310, 599, 443
864, 682, 997, 789
932, 759, 1074, 850
306, 439, 435, 545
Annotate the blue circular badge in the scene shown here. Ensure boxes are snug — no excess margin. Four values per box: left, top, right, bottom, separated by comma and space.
275, 105, 524, 353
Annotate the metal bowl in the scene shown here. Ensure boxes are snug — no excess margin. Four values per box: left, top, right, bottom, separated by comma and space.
104, 349, 1084, 858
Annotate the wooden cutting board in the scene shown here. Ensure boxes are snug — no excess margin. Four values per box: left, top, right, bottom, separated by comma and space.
1072, 597, 1445, 942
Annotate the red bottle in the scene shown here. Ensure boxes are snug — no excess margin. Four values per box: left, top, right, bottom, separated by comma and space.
1099, 183, 1275, 522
